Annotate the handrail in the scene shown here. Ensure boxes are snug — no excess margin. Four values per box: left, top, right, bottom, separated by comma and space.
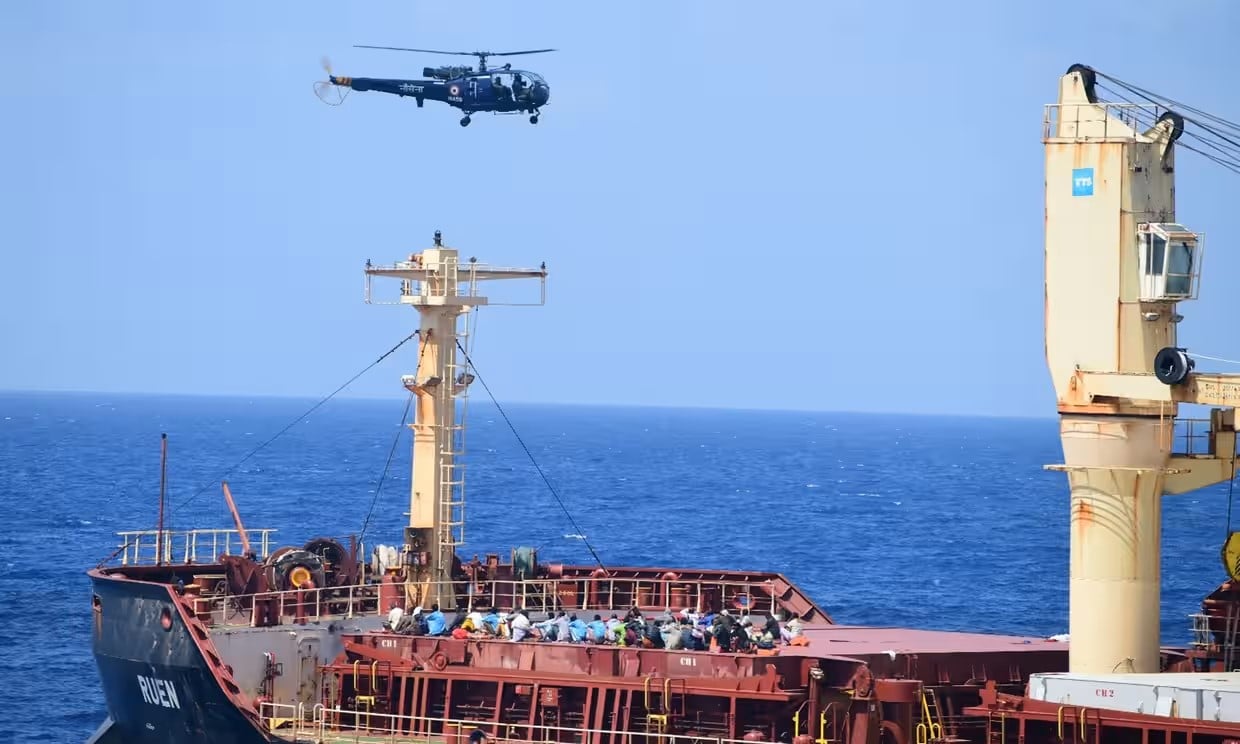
1042, 101, 1167, 142
1172, 418, 1214, 456
107, 529, 802, 622
258, 701, 775, 744
917, 689, 943, 744
195, 572, 794, 629
113, 528, 277, 566
819, 704, 838, 744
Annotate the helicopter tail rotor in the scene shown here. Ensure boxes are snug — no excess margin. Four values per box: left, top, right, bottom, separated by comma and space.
313, 55, 350, 106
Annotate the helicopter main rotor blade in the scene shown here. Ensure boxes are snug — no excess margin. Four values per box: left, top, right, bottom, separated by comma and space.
489, 49, 557, 56
353, 45, 477, 56
353, 45, 557, 58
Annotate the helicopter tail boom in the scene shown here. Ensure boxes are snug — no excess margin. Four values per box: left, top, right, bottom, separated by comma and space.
329, 75, 431, 96
329, 76, 446, 103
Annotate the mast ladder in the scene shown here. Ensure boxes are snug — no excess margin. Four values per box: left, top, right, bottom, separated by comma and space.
437, 255, 473, 577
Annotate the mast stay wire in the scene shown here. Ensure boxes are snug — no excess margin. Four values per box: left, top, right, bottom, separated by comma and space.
358, 333, 427, 546
172, 330, 420, 512
358, 391, 416, 545
93, 330, 421, 568
454, 338, 608, 572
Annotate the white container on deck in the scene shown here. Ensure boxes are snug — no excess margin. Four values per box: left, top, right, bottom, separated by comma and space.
1027, 672, 1240, 722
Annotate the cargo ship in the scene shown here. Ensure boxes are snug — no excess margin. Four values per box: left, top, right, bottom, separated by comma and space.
86, 64, 1240, 743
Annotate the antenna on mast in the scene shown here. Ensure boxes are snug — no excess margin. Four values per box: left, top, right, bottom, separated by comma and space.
364, 231, 546, 610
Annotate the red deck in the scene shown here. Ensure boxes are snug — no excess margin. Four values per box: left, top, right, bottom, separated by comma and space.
789, 625, 1064, 656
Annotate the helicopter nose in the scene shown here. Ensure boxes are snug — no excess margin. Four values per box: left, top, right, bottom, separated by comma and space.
532, 84, 550, 106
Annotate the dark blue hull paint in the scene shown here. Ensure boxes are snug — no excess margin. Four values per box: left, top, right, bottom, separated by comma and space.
88, 573, 270, 744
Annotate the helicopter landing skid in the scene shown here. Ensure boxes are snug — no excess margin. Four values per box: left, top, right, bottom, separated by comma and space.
458, 110, 541, 127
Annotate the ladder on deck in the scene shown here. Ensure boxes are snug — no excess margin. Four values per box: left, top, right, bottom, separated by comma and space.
643, 677, 686, 739
350, 660, 392, 732
918, 688, 967, 744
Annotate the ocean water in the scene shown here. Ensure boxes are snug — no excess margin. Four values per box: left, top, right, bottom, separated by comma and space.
0, 390, 1232, 743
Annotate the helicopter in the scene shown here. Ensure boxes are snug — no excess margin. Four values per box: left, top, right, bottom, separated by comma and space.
314, 46, 554, 127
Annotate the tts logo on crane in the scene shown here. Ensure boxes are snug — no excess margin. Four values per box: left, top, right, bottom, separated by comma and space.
1072, 168, 1095, 197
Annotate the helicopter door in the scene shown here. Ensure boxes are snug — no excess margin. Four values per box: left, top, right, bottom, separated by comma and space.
469, 79, 479, 103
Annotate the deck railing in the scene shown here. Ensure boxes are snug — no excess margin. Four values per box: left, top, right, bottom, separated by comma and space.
1189, 611, 1240, 670
1042, 101, 1167, 142
192, 573, 788, 629
191, 582, 383, 627
464, 575, 784, 618
260, 701, 772, 744
114, 528, 277, 566
1171, 417, 1214, 457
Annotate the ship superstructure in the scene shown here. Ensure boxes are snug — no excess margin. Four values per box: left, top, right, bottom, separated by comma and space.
85, 65, 1240, 744
362, 230, 548, 611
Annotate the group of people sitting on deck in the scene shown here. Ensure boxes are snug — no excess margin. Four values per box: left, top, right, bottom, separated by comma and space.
385, 603, 447, 636
383, 603, 809, 653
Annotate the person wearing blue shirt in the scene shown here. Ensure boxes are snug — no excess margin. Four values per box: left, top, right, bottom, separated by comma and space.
425, 603, 447, 635
586, 615, 607, 644
568, 614, 587, 642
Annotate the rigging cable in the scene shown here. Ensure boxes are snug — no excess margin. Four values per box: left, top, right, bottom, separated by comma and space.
1183, 353, 1240, 367
358, 391, 415, 546
454, 338, 608, 572
1081, 70, 1240, 546
1094, 71, 1240, 144
1094, 82, 1240, 174
1229, 453, 1237, 542
171, 330, 420, 512
95, 331, 421, 568
1089, 72, 1240, 175
359, 334, 426, 544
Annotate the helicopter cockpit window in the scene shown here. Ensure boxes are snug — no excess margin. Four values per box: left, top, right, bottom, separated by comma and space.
504, 71, 543, 102
518, 71, 546, 87
490, 73, 515, 101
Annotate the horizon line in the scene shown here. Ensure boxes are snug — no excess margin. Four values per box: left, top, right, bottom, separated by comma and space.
0, 386, 1059, 421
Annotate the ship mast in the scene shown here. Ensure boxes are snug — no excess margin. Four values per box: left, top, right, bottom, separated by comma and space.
1043, 65, 1238, 674
364, 231, 546, 609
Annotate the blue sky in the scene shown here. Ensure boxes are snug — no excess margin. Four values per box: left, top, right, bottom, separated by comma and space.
2, 0, 1238, 418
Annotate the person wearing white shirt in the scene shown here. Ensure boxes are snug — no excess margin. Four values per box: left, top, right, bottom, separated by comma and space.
509, 610, 532, 641
387, 604, 404, 630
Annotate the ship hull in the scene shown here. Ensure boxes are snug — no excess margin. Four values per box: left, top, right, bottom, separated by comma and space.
89, 572, 270, 744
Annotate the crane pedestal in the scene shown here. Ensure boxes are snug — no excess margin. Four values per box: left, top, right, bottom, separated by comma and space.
1055, 415, 1170, 673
